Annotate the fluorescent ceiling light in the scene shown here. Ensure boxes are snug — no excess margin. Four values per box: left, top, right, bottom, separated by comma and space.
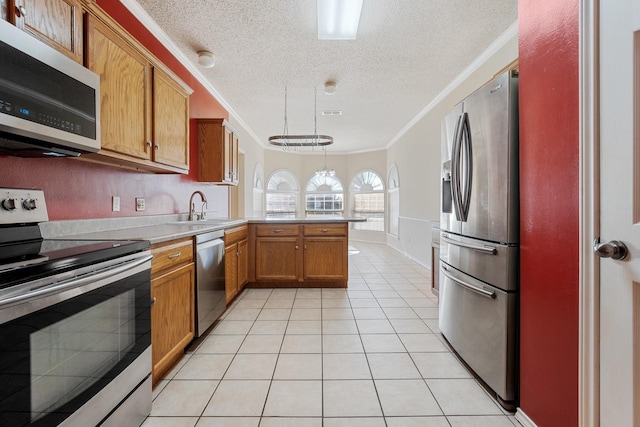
317, 0, 364, 40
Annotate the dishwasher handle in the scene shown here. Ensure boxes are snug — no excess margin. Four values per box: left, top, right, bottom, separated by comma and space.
197, 238, 224, 251
195, 230, 225, 244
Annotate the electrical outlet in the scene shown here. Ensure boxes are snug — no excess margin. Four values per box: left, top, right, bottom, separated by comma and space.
112, 196, 120, 212
135, 197, 145, 211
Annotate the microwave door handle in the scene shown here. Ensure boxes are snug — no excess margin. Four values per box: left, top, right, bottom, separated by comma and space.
461, 112, 473, 221
451, 115, 464, 221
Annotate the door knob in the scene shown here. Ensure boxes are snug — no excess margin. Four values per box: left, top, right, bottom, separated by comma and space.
593, 238, 629, 260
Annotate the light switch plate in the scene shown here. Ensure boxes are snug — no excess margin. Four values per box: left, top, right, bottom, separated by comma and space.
112, 196, 120, 212
135, 197, 145, 211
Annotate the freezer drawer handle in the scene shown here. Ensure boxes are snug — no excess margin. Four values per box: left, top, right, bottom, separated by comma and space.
441, 234, 497, 255
441, 265, 496, 299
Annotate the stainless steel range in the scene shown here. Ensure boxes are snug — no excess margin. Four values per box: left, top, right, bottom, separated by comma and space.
0, 188, 152, 426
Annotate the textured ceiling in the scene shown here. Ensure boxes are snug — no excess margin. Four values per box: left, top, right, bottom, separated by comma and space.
133, 0, 517, 153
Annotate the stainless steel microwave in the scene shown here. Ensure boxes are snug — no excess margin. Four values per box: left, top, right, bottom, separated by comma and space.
0, 20, 100, 157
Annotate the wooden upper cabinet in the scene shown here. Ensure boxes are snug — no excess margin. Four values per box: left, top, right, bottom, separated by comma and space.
85, 14, 151, 161
198, 119, 239, 185
12, 0, 83, 63
84, 12, 191, 174
153, 68, 189, 169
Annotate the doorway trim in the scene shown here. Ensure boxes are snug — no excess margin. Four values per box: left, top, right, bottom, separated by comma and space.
579, 0, 599, 426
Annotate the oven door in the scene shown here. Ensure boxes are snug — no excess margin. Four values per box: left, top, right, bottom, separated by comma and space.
0, 251, 152, 426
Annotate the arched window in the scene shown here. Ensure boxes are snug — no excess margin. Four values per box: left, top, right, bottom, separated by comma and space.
266, 170, 299, 218
252, 163, 264, 217
305, 175, 344, 217
350, 170, 385, 231
388, 164, 400, 236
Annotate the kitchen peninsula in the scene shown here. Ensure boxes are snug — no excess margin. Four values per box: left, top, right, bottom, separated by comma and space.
43, 215, 359, 290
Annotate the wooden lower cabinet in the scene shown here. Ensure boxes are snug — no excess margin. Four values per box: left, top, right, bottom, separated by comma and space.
255, 236, 301, 281
151, 263, 194, 384
303, 237, 347, 280
248, 222, 347, 287
224, 225, 248, 303
224, 243, 238, 302
237, 239, 248, 286
150, 237, 195, 385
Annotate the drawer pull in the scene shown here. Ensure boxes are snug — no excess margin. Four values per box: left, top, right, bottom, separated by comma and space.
321, 228, 329, 232
167, 252, 181, 259
273, 229, 284, 233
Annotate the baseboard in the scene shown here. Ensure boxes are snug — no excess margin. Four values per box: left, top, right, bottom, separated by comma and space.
515, 408, 538, 427
387, 241, 431, 270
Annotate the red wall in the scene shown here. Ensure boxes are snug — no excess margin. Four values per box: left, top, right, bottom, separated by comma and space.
0, 1, 229, 220
519, 0, 579, 425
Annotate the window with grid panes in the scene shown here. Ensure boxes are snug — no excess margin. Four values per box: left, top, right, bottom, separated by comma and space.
305, 175, 344, 217
350, 170, 385, 231
265, 170, 299, 218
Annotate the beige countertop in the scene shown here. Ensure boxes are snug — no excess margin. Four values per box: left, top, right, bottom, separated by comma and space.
63, 219, 246, 244
245, 217, 364, 224
46, 217, 362, 245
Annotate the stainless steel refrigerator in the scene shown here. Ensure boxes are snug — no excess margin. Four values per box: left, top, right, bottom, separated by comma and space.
439, 70, 519, 409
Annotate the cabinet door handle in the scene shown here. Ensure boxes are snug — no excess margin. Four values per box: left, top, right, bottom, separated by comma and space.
295, 245, 299, 250
146, 140, 152, 147
151, 297, 157, 305
17, 5, 26, 17
154, 144, 159, 150
304, 244, 307, 250
273, 229, 283, 233
167, 252, 181, 259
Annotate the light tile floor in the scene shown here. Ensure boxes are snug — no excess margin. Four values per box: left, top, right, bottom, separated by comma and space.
143, 242, 521, 427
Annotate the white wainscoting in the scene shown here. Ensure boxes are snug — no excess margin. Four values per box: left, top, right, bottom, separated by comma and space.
349, 228, 387, 244
385, 216, 433, 270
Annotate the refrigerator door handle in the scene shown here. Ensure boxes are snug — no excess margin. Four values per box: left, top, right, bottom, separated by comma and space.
451, 114, 464, 221
441, 234, 497, 255
441, 264, 496, 299
460, 112, 473, 221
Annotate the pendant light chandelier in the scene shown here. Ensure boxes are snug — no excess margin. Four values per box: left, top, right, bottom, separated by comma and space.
315, 147, 336, 177
268, 86, 334, 150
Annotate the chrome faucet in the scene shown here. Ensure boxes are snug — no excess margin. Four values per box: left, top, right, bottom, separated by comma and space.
188, 191, 208, 221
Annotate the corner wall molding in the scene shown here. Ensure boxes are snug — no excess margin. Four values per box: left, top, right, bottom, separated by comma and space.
118, 0, 265, 148
385, 21, 518, 150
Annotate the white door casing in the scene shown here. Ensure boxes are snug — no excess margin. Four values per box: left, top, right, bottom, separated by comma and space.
598, 0, 640, 425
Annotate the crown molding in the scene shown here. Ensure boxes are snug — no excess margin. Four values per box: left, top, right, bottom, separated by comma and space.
118, 0, 266, 148
385, 21, 518, 150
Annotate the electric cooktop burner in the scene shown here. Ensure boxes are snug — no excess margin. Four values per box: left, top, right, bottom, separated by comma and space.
0, 188, 150, 290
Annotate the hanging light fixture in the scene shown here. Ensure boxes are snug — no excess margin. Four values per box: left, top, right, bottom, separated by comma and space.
315, 147, 336, 177
268, 86, 334, 149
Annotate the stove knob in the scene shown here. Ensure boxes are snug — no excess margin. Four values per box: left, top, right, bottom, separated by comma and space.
22, 198, 37, 211
1, 198, 16, 211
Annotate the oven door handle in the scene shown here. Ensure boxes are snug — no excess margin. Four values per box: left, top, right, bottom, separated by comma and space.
0, 253, 152, 309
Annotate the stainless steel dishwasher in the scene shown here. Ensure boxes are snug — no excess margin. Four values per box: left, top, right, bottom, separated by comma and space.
195, 230, 226, 337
